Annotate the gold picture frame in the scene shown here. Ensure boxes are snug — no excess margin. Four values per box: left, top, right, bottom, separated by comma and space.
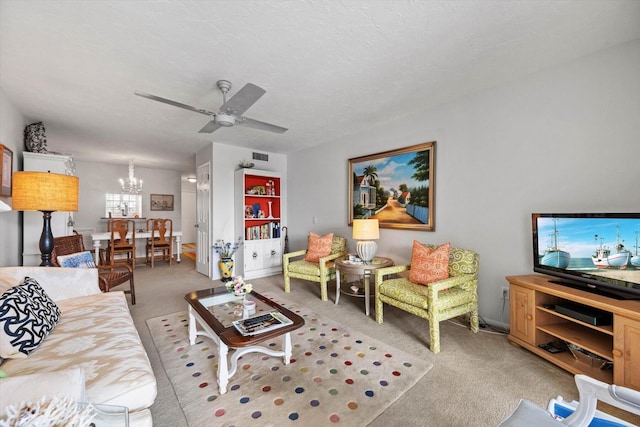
1, 144, 13, 197
150, 194, 174, 211
348, 141, 435, 231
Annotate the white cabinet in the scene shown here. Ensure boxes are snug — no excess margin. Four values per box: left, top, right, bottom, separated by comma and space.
22, 152, 75, 266
234, 169, 284, 279
264, 239, 282, 269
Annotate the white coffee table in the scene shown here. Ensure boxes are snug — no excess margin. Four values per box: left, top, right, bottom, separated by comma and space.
185, 288, 305, 394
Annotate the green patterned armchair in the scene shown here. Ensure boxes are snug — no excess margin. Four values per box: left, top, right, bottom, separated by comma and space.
374, 246, 479, 354
283, 235, 347, 301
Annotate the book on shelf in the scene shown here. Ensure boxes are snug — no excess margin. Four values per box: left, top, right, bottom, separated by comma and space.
245, 222, 281, 240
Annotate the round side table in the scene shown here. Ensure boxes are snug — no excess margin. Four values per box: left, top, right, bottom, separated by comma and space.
334, 256, 394, 316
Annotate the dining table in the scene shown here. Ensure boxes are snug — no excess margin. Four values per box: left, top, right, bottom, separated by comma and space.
90, 230, 183, 264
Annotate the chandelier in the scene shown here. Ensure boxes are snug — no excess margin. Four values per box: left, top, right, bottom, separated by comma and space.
119, 160, 143, 194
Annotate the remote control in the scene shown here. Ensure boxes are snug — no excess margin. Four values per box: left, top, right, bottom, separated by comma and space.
243, 313, 273, 326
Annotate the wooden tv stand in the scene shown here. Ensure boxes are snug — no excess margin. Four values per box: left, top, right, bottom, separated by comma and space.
506, 274, 640, 391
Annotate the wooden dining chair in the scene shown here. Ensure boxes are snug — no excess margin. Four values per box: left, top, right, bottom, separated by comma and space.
107, 219, 136, 268
145, 218, 173, 267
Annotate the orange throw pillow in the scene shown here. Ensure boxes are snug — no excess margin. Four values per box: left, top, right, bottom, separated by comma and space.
409, 241, 450, 285
304, 232, 334, 262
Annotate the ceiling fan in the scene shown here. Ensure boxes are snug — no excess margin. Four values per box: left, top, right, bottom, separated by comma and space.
134, 80, 287, 134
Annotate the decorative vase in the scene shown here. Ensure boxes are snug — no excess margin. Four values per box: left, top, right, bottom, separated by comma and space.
24, 122, 48, 153
267, 201, 273, 219
218, 257, 234, 283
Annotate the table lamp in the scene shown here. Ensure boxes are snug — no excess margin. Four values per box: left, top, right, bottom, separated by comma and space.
12, 171, 79, 266
352, 219, 379, 263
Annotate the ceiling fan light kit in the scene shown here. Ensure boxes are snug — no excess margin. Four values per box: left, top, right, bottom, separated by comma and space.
216, 114, 235, 127
135, 79, 287, 134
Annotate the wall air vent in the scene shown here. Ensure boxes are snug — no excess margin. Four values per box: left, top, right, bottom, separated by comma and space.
252, 152, 268, 162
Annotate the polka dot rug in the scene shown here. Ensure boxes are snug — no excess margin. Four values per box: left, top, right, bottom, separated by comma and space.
146, 292, 432, 426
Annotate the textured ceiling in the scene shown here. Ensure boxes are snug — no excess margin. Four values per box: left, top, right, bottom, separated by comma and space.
1, 0, 639, 175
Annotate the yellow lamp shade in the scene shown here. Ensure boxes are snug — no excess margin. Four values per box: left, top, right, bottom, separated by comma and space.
12, 172, 79, 212
352, 219, 380, 240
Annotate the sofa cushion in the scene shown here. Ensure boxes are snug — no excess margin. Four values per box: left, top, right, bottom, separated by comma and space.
0, 274, 20, 294
330, 235, 347, 255
409, 241, 450, 285
0, 277, 61, 359
304, 232, 334, 262
0, 291, 156, 411
449, 247, 479, 276
0, 367, 86, 418
0, 267, 101, 302
57, 251, 97, 268
379, 276, 476, 312
288, 259, 335, 276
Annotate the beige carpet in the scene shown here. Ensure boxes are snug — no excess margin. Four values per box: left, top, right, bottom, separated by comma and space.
146, 292, 432, 426
131, 261, 636, 426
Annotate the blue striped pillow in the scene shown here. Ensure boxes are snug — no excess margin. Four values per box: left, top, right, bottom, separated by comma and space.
57, 251, 96, 268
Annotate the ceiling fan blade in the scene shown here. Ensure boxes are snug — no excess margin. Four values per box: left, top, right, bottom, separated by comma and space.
134, 91, 216, 116
219, 83, 266, 116
198, 120, 222, 133
237, 116, 288, 134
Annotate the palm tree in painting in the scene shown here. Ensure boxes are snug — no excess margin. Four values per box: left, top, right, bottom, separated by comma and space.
363, 165, 378, 186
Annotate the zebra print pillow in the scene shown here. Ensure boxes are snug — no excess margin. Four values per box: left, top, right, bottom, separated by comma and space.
0, 277, 61, 359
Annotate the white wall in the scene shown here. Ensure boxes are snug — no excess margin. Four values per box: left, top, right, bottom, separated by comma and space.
0, 89, 27, 267
0, 92, 185, 266
287, 39, 640, 325
74, 160, 182, 233
202, 142, 287, 280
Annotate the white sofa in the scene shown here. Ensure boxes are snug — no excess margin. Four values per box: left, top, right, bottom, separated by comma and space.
0, 267, 156, 426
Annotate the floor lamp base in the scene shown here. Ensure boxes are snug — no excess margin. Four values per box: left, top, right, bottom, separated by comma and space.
39, 210, 55, 267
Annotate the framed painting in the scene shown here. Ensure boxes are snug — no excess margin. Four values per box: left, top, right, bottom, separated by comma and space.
150, 194, 174, 211
348, 141, 435, 231
1, 144, 13, 197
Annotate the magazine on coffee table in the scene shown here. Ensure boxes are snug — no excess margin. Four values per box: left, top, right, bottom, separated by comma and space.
233, 311, 293, 336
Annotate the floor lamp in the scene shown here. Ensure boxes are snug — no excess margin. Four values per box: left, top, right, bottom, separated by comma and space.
352, 219, 379, 264
12, 171, 79, 267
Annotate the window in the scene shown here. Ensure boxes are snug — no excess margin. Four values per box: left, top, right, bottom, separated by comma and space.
105, 193, 142, 218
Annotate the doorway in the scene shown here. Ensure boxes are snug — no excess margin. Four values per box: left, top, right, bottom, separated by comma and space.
196, 162, 210, 276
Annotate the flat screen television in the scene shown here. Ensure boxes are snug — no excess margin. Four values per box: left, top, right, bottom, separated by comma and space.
532, 213, 640, 300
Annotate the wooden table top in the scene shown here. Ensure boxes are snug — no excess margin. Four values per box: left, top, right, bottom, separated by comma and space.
335, 256, 394, 273
185, 287, 305, 348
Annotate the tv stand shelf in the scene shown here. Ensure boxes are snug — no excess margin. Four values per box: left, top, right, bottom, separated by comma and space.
507, 274, 640, 391
536, 323, 612, 359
